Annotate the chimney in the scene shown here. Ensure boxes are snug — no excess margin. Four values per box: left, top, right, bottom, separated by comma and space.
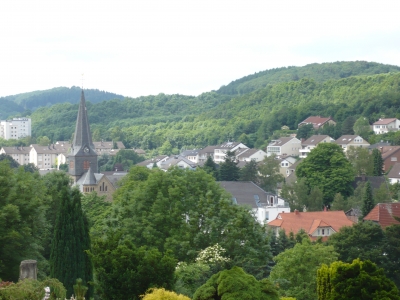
294, 209, 299, 215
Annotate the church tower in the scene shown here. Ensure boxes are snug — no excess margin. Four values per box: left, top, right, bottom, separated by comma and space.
68, 90, 98, 183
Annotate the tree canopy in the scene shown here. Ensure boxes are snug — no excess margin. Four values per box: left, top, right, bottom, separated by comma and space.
296, 143, 354, 205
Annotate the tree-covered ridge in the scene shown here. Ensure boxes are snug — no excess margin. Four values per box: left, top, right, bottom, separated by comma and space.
29, 71, 400, 152
0, 86, 124, 118
217, 61, 400, 95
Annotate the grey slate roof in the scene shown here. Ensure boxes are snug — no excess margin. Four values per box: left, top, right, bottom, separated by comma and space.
1, 146, 31, 154
218, 181, 276, 209
70, 90, 96, 156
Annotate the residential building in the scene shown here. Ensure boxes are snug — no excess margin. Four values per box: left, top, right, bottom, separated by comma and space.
268, 210, 354, 241
236, 148, 268, 162
363, 203, 400, 228
93, 141, 125, 155
136, 155, 169, 169
159, 155, 197, 171
387, 163, 400, 184
30, 143, 70, 170
298, 116, 336, 130
213, 142, 248, 163
279, 156, 297, 177
0, 118, 31, 140
372, 118, 400, 134
181, 149, 200, 163
197, 146, 218, 164
380, 146, 400, 172
334, 135, 370, 152
266, 137, 301, 157
299, 135, 334, 158
218, 181, 290, 225
0, 146, 31, 165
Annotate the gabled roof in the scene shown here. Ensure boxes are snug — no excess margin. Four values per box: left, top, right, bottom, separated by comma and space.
387, 163, 400, 179
299, 116, 334, 128
180, 149, 200, 156
363, 203, 400, 228
217, 141, 243, 149
159, 155, 197, 170
268, 210, 354, 237
30, 143, 71, 154
136, 155, 169, 167
1, 146, 31, 154
268, 137, 299, 147
373, 118, 398, 125
79, 167, 97, 185
302, 135, 333, 146
218, 181, 278, 209
380, 146, 400, 160
236, 148, 264, 159
198, 145, 218, 155
334, 135, 367, 145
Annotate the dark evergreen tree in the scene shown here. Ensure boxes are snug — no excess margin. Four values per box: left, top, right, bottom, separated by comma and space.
50, 187, 93, 298
296, 124, 314, 139
239, 160, 258, 182
341, 116, 356, 135
202, 156, 219, 180
219, 151, 240, 181
372, 148, 384, 176
361, 181, 375, 219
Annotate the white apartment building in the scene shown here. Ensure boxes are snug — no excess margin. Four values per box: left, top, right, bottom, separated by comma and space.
0, 118, 31, 140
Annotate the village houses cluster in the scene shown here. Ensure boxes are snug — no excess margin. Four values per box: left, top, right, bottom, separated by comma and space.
2, 103, 400, 239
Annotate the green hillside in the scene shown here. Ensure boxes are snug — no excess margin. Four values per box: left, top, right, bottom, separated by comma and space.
0, 86, 124, 118
217, 61, 400, 95
5, 61, 400, 154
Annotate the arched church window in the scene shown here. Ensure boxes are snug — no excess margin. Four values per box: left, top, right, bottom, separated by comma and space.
83, 160, 90, 170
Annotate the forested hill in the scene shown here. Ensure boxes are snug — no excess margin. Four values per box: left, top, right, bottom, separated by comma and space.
29, 70, 400, 153
217, 61, 400, 95
0, 86, 124, 119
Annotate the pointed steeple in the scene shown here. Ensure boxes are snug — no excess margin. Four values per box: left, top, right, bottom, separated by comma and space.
71, 90, 95, 155
68, 90, 98, 182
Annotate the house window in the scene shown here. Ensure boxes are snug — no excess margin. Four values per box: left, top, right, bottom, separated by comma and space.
322, 229, 325, 235
391, 157, 397, 162
270, 196, 274, 206
265, 212, 269, 220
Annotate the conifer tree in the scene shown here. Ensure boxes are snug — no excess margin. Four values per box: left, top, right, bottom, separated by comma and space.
50, 187, 93, 298
372, 148, 384, 176
361, 181, 375, 219
219, 151, 240, 181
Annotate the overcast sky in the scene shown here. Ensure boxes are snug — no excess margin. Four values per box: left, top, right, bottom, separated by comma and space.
1, 0, 400, 98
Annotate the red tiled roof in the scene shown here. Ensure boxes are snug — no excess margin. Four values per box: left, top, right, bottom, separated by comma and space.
268, 210, 354, 236
299, 116, 334, 128
373, 118, 398, 125
363, 203, 400, 228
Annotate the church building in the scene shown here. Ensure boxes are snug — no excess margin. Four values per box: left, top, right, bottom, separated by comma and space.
68, 90, 126, 201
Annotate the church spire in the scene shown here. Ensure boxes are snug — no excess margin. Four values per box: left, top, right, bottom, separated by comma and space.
68, 89, 98, 182
71, 90, 94, 154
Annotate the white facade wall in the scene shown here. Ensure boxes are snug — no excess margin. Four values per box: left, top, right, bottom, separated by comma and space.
373, 119, 400, 134
253, 197, 290, 225
0, 118, 31, 140
243, 150, 268, 162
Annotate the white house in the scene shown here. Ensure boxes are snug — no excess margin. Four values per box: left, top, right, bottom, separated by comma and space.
236, 148, 268, 162
0, 146, 31, 165
300, 135, 335, 158
159, 155, 197, 171
372, 118, 400, 134
334, 135, 370, 152
29, 143, 71, 170
266, 137, 301, 157
0, 118, 31, 140
218, 181, 290, 225
213, 142, 249, 163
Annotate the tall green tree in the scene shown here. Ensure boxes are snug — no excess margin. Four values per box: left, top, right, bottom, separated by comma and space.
91, 235, 176, 300
0, 161, 49, 281
341, 116, 356, 135
372, 148, 384, 176
96, 166, 273, 279
353, 116, 371, 139
269, 239, 338, 300
50, 187, 93, 298
257, 154, 284, 193
239, 159, 258, 182
317, 259, 400, 300
202, 156, 219, 180
193, 266, 279, 300
361, 181, 375, 218
219, 151, 240, 181
346, 147, 373, 176
296, 143, 354, 205
297, 124, 314, 139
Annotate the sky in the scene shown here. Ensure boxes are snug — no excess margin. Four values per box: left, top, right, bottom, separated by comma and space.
1, 0, 400, 98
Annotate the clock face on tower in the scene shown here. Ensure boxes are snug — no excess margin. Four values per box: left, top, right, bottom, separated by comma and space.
84, 146, 89, 153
